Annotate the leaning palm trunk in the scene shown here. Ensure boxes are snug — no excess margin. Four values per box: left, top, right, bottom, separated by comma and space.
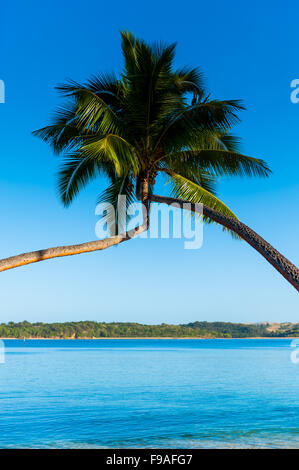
0, 223, 147, 273
150, 194, 299, 292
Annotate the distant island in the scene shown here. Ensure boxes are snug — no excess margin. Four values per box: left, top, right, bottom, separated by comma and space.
0, 321, 298, 339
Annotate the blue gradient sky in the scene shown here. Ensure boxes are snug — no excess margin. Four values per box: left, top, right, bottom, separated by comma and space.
1, 0, 299, 324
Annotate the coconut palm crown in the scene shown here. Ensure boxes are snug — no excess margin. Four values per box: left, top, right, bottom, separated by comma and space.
33, 31, 270, 234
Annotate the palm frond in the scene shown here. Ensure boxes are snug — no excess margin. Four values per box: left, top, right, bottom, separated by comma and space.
167, 149, 271, 178
216, 133, 242, 152
57, 154, 100, 206
173, 67, 205, 95
154, 99, 245, 153
159, 161, 217, 195
56, 81, 121, 134
32, 103, 83, 154
168, 172, 237, 219
168, 172, 241, 238
81, 134, 140, 176
85, 72, 121, 100
120, 30, 181, 142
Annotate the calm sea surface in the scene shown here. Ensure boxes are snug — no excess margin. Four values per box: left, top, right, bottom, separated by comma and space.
0, 338, 298, 448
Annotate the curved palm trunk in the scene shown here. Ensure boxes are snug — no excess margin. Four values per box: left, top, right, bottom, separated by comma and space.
150, 194, 299, 292
0, 224, 147, 273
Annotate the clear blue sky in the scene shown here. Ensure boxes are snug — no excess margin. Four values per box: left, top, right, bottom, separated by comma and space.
1, 0, 299, 324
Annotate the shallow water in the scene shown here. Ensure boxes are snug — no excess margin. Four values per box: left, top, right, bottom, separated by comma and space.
0, 338, 298, 448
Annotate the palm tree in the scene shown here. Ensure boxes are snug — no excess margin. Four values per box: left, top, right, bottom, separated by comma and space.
0, 32, 298, 291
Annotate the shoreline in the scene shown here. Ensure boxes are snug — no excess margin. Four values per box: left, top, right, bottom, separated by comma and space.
0, 336, 295, 340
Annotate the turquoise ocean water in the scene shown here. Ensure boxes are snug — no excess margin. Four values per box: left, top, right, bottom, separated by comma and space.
0, 338, 298, 448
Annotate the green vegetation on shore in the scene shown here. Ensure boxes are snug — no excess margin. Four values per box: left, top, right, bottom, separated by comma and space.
0, 321, 297, 339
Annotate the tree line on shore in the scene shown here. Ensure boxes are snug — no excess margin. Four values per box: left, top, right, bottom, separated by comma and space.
0, 320, 297, 338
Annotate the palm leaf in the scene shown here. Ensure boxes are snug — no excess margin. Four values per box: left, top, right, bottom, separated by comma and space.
32, 104, 83, 154
159, 161, 217, 195
173, 67, 205, 95
154, 99, 245, 153
81, 134, 140, 176
168, 172, 242, 238
57, 154, 100, 206
168, 149, 271, 178
56, 81, 121, 134
168, 172, 237, 219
